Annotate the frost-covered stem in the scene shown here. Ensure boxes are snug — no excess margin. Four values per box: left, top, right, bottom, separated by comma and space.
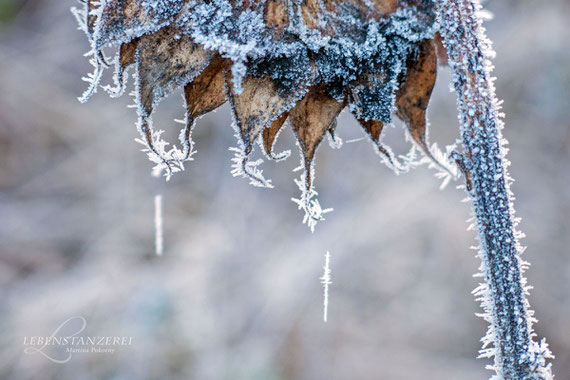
437, 0, 553, 378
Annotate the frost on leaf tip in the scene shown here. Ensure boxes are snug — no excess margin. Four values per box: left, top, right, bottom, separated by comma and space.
102, 38, 139, 97
290, 83, 344, 231
134, 27, 214, 178
395, 38, 451, 174
262, 113, 291, 162
358, 119, 405, 173
137, 26, 214, 116
226, 61, 316, 188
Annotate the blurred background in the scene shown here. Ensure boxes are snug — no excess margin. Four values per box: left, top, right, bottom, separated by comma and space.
0, 0, 568, 379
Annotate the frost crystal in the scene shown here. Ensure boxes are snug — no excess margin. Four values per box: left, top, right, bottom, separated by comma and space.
154, 194, 163, 256
229, 123, 274, 189
291, 149, 333, 232
320, 251, 332, 322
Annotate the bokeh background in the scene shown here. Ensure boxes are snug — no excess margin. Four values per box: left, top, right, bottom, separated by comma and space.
0, 0, 568, 379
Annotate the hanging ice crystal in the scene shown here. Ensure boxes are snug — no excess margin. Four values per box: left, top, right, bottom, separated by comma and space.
154, 194, 163, 256
320, 251, 332, 322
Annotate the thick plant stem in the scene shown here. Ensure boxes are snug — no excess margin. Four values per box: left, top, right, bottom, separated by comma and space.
436, 0, 553, 378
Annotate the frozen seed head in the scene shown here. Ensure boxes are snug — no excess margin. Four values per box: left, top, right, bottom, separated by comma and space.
74, 0, 454, 230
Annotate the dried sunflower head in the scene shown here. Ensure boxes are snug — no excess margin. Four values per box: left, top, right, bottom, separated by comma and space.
73, 0, 453, 230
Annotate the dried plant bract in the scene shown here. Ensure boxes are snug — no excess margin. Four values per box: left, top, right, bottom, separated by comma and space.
73, 0, 453, 228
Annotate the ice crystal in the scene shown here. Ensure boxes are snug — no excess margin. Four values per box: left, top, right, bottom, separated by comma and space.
320, 251, 332, 322
229, 126, 274, 189
291, 152, 333, 233
154, 194, 163, 256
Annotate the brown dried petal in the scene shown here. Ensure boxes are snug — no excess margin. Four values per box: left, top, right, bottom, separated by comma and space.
137, 27, 214, 116
301, 0, 321, 30
396, 39, 437, 153
227, 73, 313, 154
184, 55, 228, 120
360, 118, 384, 142
179, 55, 229, 160
262, 112, 289, 160
358, 118, 400, 168
434, 33, 449, 66
290, 83, 345, 187
120, 39, 138, 68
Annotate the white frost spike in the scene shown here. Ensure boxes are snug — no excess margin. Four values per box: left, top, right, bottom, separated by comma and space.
291, 156, 332, 233
229, 123, 274, 188
373, 138, 408, 175
257, 134, 291, 162
70, 6, 88, 35
327, 122, 343, 149
320, 251, 332, 322
403, 126, 458, 187
102, 50, 131, 98
135, 127, 194, 180
154, 194, 163, 256
78, 50, 107, 103
345, 137, 366, 144
229, 147, 273, 188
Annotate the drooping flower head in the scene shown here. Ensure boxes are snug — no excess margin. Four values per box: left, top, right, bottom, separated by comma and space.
73, 0, 453, 230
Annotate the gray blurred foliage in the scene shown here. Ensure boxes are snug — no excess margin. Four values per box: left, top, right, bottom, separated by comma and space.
0, 0, 569, 379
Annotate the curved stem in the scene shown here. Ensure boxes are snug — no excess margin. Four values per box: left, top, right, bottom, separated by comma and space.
437, 0, 553, 378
